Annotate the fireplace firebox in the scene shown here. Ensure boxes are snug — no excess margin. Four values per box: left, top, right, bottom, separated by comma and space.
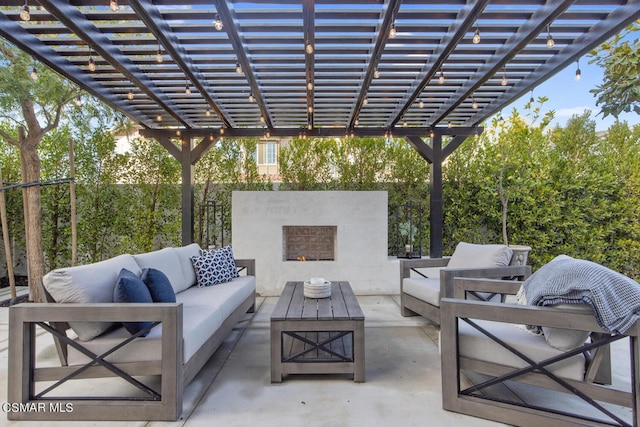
283, 226, 336, 261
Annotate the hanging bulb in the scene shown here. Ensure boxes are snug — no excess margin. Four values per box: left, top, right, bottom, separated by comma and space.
546, 24, 555, 49
127, 89, 133, 100
248, 93, 254, 103
266, 130, 270, 138
430, 128, 435, 138
528, 91, 534, 107
260, 115, 265, 123
205, 109, 211, 117
355, 119, 359, 126
308, 122, 312, 130
363, 97, 368, 105
156, 45, 163, 63
389, 23, 396, 39
157, 114, 162, 122
185, 84, 191, 96
30, 66, 38, 81
110, 0, 119, 12
20, 1, 30, 21
308, 105, 313, 113
307, 81, 313, 91
501, 74, 508, 86
448, 120, 452, 128
305, 41, 313, 54
235, 62, 242, 74
472, 27, 481, 44
472, 96, 478, 109
439, 69, 444, 84
403, 120, 407, 127
88, 56, 96, 72
575, 60, 581, 81
498, 112, 504, 123
214, 14, 223, 31
220, 127, 224, 134
419, 99, 424, 109
374, 68, 380, 79
75, 95, 82, 106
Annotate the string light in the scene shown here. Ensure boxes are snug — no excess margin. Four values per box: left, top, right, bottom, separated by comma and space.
575, 60, 581, 81
20, 1, 30, 21
528, 91, 534, 107
472, 26, 481, 44
439, 69, 444, 84
501, 67, 508, 86
472, 96, 478, 109
260, 115, 265, 123
308, 122, 312, 130
185, 83, 191, 96
355, 119, 359, 126
157, 114, 162, 122
374, 68, 380, 79
389, 23, 396, 39
266, 130, 270, 138
220, 127, 224, 134
307, 81, 313, 91
430, 128, 435, 138
546, 24, 555, 49
75, 95, 82, 106
248, 93, 254, 103
214, 14, 223, 31
110, 0, 119, 12
205, 109, 211, 117
448, 120, 452, 128
308, 105, 313, 113
363, 96, 368, 105
419, 99, 424, 109
305, 41, 313, 54
30, 64, 38, 81
235, 62, 242, 75
156, 44, 163, 63
88, 53, 96, 72
127, 89, 133, 100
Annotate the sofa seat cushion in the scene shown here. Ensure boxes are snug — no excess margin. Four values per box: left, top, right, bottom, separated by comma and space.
403, 277, 441, 306
446, 242, 513, 269
456, 319, 585, 381
66, 275, 256, 366
43, 254, 141, 341
134, 248, 189, 294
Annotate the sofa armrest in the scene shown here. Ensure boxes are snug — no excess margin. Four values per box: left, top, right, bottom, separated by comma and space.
235, 259, 255, 276
8, 303, 183, 421
440, 264, 531, 299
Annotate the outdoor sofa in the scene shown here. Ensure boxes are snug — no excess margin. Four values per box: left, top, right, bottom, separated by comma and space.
8, 243, 256, 421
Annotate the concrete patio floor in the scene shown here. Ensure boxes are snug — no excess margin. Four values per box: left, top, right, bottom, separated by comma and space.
0, 295, 630, 427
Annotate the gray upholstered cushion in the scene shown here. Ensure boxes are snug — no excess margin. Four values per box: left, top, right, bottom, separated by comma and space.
542, 304, 592, 350
134, 248, 188, 294
173, 243, 201, 290
446, 242, 513, 270
42, 254, 141, 341
456, 319, 586, 381
402, 277, 441, 306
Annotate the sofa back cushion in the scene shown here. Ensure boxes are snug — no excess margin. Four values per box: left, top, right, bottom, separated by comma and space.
134, 248, 190, 294
446, 242, 513, 270
42, 254, 141, 341
173, 243, 201, 290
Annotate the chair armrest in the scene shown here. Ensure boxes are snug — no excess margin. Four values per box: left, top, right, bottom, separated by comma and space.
440, 298, 607, 334
235, 259, 255, 276
400, 257, 450, 279
440, 264, 531, 299
451, 277, 524, 299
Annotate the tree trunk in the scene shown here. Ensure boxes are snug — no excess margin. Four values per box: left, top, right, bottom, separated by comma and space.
19, 137, 44, 302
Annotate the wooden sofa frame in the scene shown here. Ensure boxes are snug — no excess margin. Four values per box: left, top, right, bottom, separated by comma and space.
440, 277, 635, 427
399, 254, 531, 324
7, 259, 256, 421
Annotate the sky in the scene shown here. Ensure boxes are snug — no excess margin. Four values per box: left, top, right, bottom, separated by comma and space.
501, 56, 638, 132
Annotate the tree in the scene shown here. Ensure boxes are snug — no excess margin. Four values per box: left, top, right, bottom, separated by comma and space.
0, 40, 79, 301
589, 23, 640, 118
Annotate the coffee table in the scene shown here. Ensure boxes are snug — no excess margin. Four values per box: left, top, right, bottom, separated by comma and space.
270, 281, 365, 383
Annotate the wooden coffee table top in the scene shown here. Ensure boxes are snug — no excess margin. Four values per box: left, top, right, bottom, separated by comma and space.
271, 281, 364, 322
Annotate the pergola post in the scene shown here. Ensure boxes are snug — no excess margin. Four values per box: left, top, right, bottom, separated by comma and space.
430, 133, 443, 258
180, 136, 195, 246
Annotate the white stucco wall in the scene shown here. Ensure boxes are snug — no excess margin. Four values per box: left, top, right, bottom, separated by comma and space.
231, 191, 399, 296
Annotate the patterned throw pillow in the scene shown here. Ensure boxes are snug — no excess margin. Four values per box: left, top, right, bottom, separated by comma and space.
191, 245, 239, 287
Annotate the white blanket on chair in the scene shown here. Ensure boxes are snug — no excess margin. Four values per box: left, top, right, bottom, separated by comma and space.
523, 256, 640, 334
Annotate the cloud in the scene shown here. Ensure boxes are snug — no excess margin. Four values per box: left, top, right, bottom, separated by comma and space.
554, 106, 594, 118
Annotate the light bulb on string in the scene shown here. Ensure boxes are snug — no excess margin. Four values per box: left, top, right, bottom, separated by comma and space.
575, 60, 581, 81
546, 24, 555, 49
389, 23, 396, 39
20, 1, 30, 21
214, 14, 223, 31
472, 26, 480, 44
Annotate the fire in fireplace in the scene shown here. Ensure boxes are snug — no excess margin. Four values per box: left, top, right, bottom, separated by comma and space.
283, 226, 336, 261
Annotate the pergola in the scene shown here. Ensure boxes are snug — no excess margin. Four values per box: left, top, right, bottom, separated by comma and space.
1, 0, 639, 256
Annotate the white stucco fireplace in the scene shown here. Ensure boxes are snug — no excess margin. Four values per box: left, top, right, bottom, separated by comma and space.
231, 191, 398, 296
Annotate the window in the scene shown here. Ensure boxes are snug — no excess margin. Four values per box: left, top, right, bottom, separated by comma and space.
266, 142, 276, 164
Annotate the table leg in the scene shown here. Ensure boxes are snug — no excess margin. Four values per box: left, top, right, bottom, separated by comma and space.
353, 320, 365, 382
270, 321, 283, 383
